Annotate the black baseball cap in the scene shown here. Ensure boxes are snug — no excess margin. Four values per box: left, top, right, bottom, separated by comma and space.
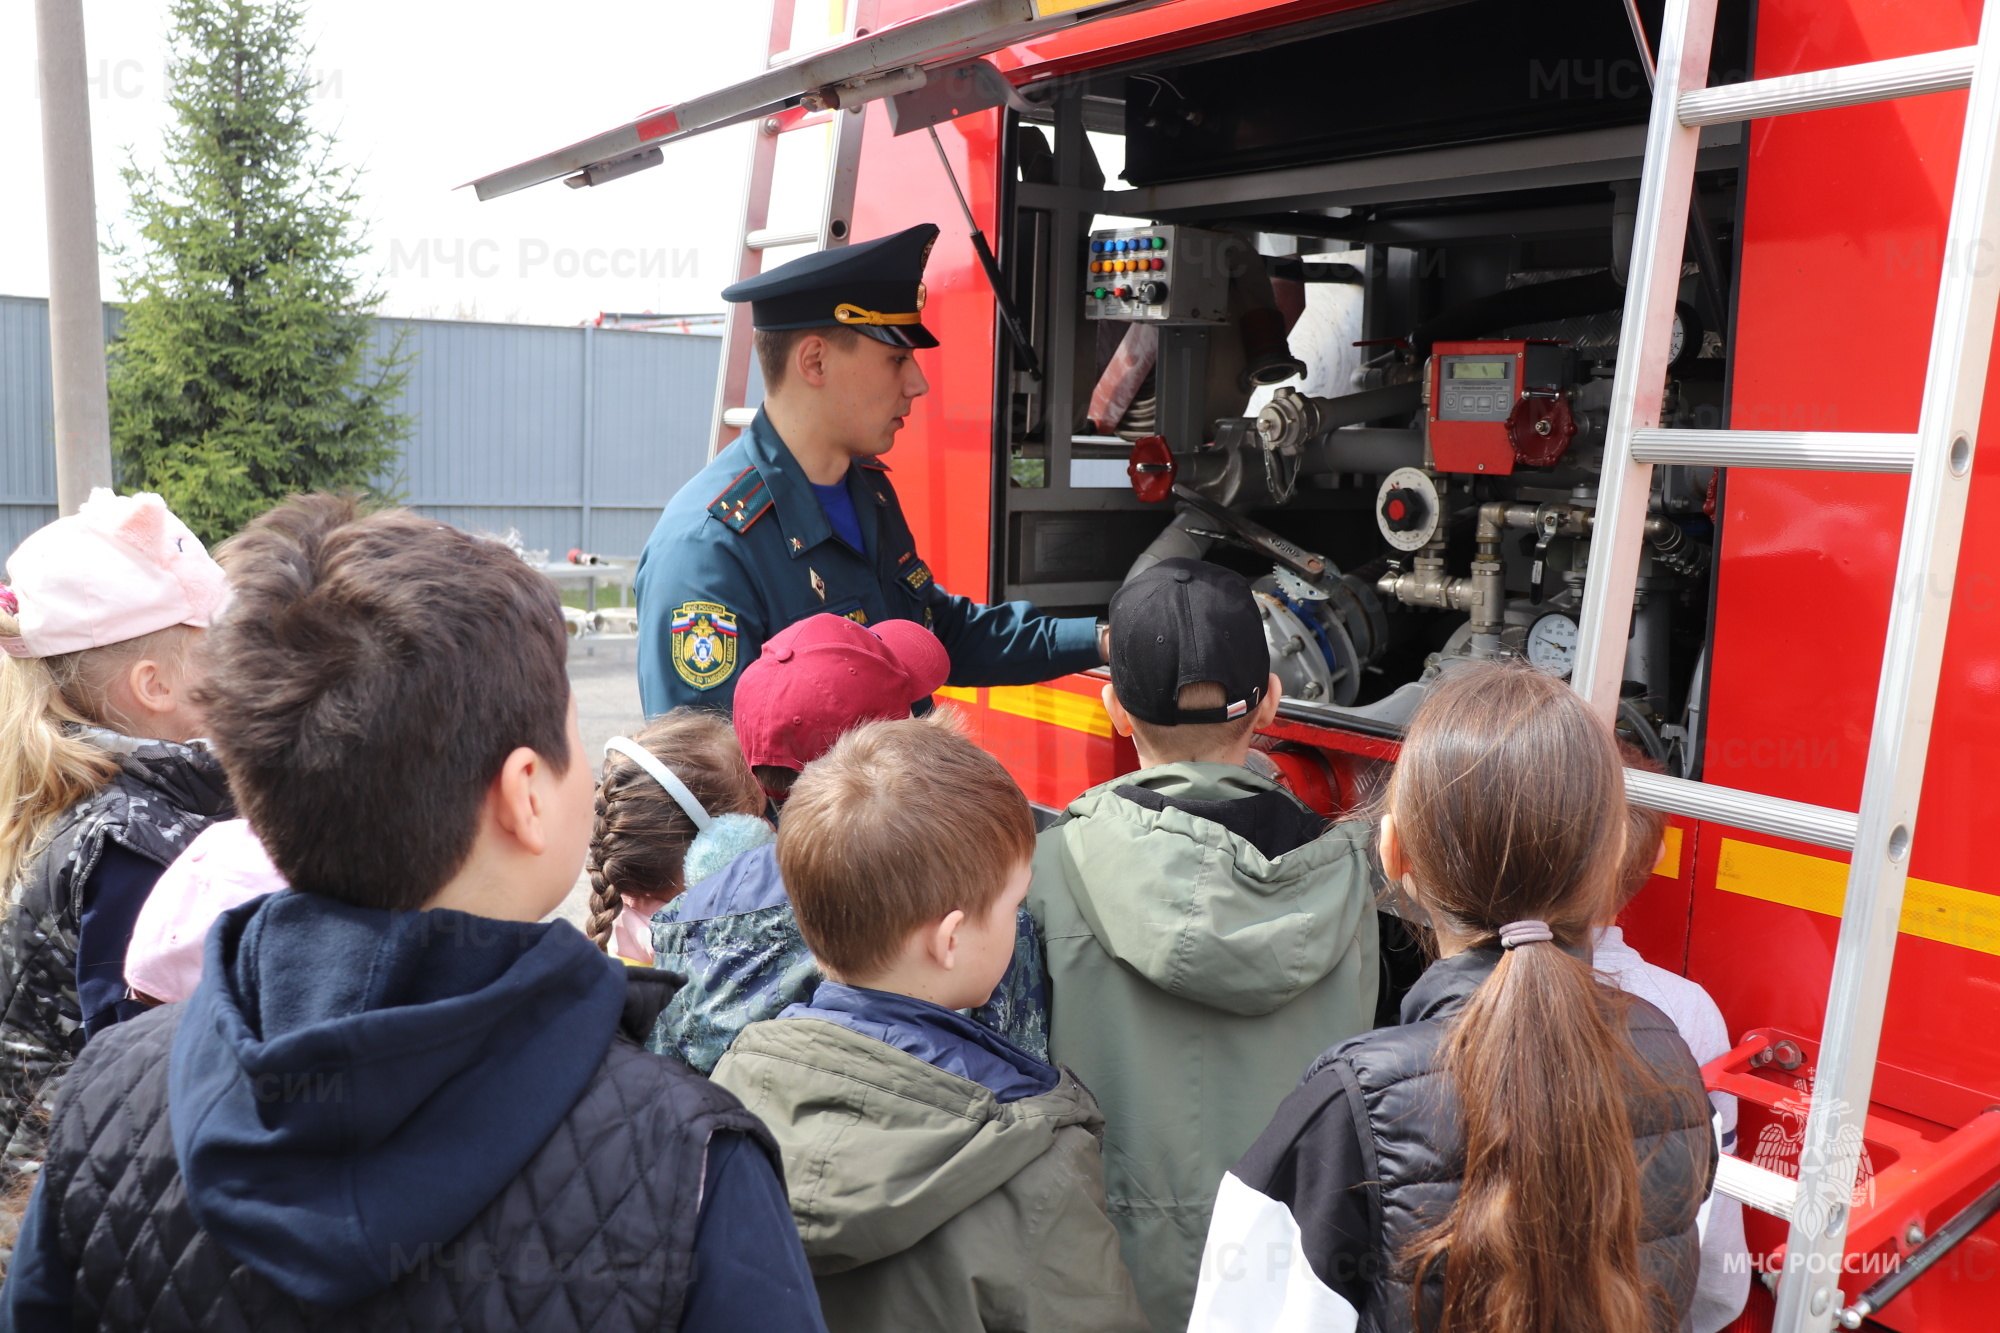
1108, 558, 1270, 726
719, 223, 940, 349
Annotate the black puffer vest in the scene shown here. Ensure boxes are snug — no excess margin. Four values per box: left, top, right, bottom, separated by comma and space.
37, 980, 778, 1332
1310, 947, 1715, 1333
0, 731, 230, 1180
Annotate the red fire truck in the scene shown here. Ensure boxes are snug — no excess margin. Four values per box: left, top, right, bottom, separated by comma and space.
475, 2, 2000, 1327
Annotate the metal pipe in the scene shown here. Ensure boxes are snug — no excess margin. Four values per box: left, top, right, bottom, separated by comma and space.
1255, 382, 1423, 451
35, 0, 114, 512
1839, 1175, 2000, 1327
1297, 428, 1426, 476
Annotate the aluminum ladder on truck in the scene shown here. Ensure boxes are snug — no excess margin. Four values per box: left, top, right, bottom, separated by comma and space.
1571, 2, 2000, 1327
708, 0, 877, 457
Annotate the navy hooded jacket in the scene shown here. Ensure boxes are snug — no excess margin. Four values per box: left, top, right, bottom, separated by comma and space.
2, 891, 824, 1333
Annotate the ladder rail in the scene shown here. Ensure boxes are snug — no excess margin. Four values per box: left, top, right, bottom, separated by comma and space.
1623, 769, 1859, 853
1569, 0, 1719, 720
1629, 428, 1917, 473
1678, 45, 1975, 126
710, 0, 877, 456
708, 0, 801, 457
1770, 13, 2000, 1331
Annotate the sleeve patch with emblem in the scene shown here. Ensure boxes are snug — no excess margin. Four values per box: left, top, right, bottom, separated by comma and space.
670, 600, 740, 690
902, 560, 934, 593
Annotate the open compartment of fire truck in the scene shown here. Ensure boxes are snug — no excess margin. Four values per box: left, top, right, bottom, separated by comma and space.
469, 1, 2000, 1324
989, 0, 1752, 776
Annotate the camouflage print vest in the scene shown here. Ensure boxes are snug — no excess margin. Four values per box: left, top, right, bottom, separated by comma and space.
0, 731, 230, 1183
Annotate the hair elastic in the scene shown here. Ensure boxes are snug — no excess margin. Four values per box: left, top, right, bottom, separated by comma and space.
0, 586, 16, 616
604, 737, 712, 832
1498, 919, 1553, 949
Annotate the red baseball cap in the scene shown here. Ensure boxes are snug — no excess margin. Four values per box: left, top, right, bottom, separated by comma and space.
735, 614, 951, 773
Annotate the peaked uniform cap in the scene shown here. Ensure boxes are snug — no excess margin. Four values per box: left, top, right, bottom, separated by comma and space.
720, 223, 941, 348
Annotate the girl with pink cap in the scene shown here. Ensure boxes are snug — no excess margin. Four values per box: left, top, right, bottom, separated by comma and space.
0, 490, 234, 1191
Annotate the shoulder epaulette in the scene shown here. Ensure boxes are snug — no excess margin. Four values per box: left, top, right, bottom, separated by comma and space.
707, 466, 774, 534
854, 457, 892, 473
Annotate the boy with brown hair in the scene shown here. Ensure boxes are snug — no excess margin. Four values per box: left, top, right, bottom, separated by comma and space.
713, 715, 1145, 1333
3, 496, 825, 1333
1028, 556, 1380, 1332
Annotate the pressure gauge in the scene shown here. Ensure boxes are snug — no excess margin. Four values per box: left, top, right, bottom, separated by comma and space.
1668, 302, 1704, 372
1525, 613, 1579, 678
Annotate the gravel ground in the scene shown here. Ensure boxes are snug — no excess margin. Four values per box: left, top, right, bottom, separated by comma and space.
549, 638, 649, 933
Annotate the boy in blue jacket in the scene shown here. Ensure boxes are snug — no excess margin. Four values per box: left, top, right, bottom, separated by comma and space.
1, 495, 825, 1333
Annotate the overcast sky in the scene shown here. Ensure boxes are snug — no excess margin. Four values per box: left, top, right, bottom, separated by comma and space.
2, 1, 811, 326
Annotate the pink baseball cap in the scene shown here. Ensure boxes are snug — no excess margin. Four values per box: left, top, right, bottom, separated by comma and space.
735, 614, 951, 773
2, 489, 229, 659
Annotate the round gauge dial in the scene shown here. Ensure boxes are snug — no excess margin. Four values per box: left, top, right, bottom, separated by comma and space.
1669, 312, 1686, 367
1525, 613, 1579, 678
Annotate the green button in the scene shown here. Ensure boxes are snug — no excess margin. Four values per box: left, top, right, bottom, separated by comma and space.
1151, 236, 1165, 249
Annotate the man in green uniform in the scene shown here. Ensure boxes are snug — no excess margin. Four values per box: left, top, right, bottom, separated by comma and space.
636, 224, 1104, 715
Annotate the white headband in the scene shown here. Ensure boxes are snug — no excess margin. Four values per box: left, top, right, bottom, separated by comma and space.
603, 737, 712, 832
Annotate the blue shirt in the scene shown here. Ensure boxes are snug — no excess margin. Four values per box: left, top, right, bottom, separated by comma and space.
781, 981, 1060, 1103
809, 474, 866, 553
634, 409, 1102, 715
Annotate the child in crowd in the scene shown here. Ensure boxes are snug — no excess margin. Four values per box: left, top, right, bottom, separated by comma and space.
712, 716, 1146, 1333
0, 490, 232, 1192
3, 495, 824, 1332
1190, 663, 1716, 1333
1597, 763, 1750, 1333
652, 612, 1047, 1071
1026, 557, 1379, 1333
587, 711, 772, 964
122, 819, 284, 1005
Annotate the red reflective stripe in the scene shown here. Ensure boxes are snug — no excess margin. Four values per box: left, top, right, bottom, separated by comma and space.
636, 109, 680, 142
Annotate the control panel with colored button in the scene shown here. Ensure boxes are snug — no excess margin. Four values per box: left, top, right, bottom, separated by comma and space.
1084, 224, 1231, 324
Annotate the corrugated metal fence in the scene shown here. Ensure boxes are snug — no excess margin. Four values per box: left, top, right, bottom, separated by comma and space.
0, 295, 721, 561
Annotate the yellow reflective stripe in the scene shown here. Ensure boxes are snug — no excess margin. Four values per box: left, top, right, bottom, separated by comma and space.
1653, 825, 1684, 879
1716, 838, 2000, 957
981, 684, 1113, 737
935, 685, 979, 704
1034, 0, 1113, 12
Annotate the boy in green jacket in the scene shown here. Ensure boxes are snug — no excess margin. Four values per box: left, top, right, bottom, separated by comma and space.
1028, 557, 1380, 1332
713, 715, 1146, 1333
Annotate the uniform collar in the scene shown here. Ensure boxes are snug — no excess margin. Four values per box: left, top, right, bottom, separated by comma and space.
746, 408, 892, 560
745, 410, 832, 560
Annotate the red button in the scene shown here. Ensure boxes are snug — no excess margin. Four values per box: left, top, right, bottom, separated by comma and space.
1386, 499, 1406, 521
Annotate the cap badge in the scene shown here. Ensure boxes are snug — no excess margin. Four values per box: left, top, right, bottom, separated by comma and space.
810, 568, 826, 602
915, 282, 927, 311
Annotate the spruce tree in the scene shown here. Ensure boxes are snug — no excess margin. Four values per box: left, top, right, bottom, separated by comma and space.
108, 0, 410, 543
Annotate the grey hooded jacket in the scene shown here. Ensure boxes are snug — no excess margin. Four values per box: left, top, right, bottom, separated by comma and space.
1028, 761, 1379, 1332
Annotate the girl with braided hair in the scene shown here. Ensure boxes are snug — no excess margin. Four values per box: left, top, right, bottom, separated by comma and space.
587, 710, 771, 963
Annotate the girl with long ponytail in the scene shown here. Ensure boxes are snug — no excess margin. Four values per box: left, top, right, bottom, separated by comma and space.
1188, 662, 1716, 1333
